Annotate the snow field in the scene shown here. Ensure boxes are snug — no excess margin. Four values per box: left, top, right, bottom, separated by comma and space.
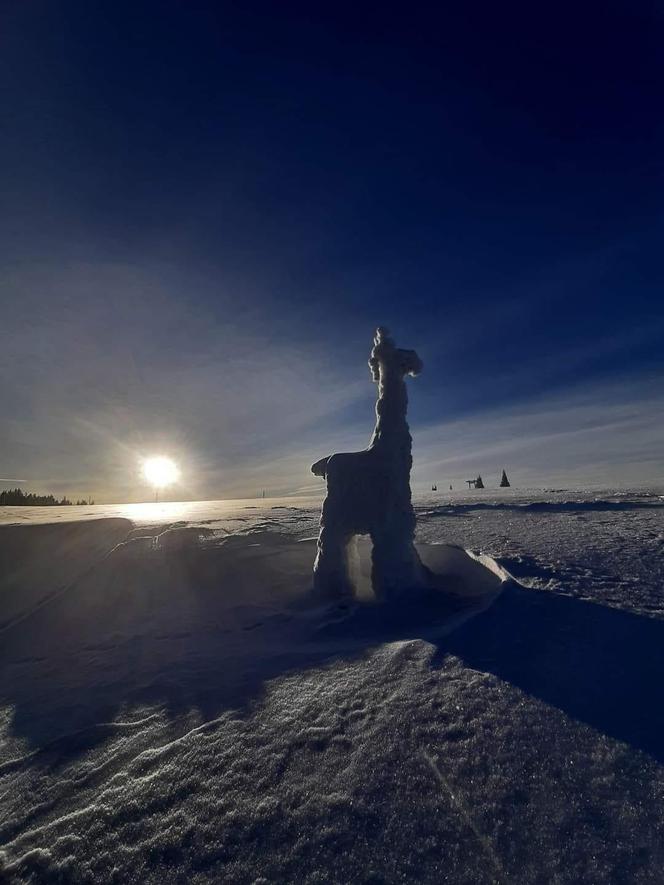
1, 489, 663, 883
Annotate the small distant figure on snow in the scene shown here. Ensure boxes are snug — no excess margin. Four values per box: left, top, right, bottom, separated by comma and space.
500, 469, 510, 488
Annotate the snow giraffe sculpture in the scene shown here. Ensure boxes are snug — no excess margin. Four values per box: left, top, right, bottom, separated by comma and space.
311, 327, 425, 600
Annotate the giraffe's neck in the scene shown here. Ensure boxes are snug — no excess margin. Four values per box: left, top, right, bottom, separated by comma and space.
370, 366, 411, 448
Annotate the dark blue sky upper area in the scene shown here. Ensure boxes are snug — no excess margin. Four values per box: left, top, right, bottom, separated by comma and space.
2, 1, 663, 494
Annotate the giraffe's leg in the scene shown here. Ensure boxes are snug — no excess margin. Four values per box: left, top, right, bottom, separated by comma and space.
313, 525, 356, 598
370, 524, 425, 600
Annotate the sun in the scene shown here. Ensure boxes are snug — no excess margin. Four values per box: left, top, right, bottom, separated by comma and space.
142, 456, 180, 488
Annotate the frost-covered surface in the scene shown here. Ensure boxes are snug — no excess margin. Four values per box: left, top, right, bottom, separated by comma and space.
1, 489, 664, 883
312, 327, 425, 599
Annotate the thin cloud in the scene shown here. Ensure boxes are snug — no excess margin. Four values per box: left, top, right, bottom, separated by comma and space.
412, 376, 664, 490
2, 260, 663, 500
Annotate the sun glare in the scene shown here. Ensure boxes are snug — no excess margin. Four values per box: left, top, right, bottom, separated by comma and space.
142, 456, 180, 489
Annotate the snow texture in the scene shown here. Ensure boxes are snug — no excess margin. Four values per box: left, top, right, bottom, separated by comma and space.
311, 328, 425, 599
1, 488, 664, 883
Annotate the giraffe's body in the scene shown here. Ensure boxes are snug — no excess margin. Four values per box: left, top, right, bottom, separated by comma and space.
311, 328, 425, 599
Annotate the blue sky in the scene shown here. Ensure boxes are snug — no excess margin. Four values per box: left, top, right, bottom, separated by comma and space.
1, 1, 663, 500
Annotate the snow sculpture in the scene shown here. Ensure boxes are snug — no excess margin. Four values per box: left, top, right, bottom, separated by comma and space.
311, 327, 425, 600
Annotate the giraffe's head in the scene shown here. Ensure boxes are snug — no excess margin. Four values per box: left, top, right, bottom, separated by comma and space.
369, 327, 423, 381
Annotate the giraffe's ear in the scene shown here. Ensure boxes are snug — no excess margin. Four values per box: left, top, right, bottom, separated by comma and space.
399, 349, 423, 377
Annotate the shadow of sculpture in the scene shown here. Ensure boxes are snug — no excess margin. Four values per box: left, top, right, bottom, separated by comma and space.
439, 584, 664, 763
422, 500, 664, 516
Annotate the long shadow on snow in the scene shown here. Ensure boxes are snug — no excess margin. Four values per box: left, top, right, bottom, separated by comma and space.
437, 584, 664, 763
421, 500, 664, 516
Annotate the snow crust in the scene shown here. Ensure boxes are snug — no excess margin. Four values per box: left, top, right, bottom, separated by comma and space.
1, 489, 664, 883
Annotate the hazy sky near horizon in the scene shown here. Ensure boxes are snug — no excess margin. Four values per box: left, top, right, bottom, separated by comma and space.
2, 1, 664, 501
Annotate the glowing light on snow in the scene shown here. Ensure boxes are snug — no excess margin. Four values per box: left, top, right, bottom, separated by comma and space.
142, 456, 180, 489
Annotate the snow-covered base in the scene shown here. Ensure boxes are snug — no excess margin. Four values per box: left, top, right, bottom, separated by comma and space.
1, 490, 663, 883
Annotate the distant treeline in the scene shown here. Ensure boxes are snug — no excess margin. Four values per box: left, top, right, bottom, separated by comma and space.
0, 488, 95, 506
